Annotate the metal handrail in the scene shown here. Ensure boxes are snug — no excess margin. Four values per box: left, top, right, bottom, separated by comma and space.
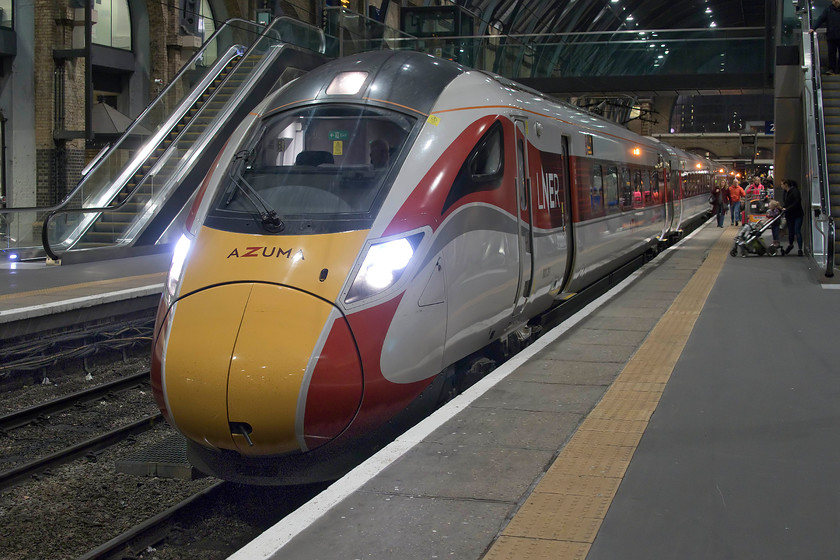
0, 19, 255, 221
40, 45, 246, 258
40, 17, 315, 260
804, 4, 836, 277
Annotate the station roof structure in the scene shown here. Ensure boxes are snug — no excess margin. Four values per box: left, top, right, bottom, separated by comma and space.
435, 0, 776, 96
459, 0, 770, 36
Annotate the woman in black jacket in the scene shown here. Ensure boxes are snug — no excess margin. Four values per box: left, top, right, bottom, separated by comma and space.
781, 179, 804, 256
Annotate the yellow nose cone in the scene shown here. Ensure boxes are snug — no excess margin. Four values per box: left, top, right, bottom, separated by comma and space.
163, 283, 362, 456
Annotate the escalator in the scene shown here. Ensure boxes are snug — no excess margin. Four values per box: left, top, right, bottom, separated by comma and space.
44, 18, 329, 262
802, 17, 837, 277
76, 51, 253, 249
819, 74, 840, 267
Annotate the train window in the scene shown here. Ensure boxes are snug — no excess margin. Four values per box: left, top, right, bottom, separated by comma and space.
632, 170, 642, 208
651, 171, 660, 203
620, 168, 633, 209
604, 166, 619, 214
442, 120, 505, 214
470, 122, 503, 178
591, 165, 603, 213
517, 138, 527, 211
207, 104, 416, 234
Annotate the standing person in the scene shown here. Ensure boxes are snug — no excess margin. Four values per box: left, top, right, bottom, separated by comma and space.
728, 178, 746, 226
745, 175, 764, 199
710, 182, 728, 228
812, 0, 840, 75
781, 179, 804, 256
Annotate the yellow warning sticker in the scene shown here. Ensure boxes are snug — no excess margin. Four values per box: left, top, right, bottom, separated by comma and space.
333, 140, 343, 156
427, 115, 441, 126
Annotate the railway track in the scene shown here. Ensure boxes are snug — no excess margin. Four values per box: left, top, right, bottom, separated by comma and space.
76, 479, 332, 560
0, 371, 161, 491
0, 371, 149, 430
77, 480, 228, 560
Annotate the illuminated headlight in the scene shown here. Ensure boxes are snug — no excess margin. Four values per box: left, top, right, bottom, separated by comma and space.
345, 234, 422, 304
165, 234, 192, 301
326, 71, 368, 95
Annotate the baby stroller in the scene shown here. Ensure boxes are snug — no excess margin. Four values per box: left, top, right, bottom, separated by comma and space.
730, 211, 785, 257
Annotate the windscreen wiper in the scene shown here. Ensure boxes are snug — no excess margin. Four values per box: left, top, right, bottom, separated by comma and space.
224, 150, 285, 233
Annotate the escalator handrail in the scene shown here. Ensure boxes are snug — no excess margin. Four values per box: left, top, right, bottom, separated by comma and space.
38, 45, 245, 259
103, 44, 292, 247
40, 17, 315, 260
0, 18, 260, 220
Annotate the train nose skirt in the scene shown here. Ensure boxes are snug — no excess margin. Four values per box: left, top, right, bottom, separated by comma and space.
115, 434, 198, 480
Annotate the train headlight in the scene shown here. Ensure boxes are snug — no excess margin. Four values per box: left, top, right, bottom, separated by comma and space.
346, 235, 421, 303
165, 234, 192, 302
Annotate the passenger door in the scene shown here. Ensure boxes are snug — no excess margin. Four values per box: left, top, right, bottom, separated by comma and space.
513, 118, 535, 317
662, 158, 675, 239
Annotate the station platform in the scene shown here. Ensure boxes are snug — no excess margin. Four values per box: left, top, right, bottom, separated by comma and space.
0, 252, 168, 340
230, 220, 840, 560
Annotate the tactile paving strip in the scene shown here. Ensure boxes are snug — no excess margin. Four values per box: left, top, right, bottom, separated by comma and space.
482, 230, 731, 559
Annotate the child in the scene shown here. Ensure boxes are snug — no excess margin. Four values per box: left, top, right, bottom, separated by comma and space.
766, 199, 783, 252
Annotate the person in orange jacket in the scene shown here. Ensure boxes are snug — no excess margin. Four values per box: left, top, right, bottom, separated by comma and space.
728, 178, 746, 226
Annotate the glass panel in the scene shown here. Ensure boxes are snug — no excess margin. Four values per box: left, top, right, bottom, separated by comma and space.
590, 165, 603, 212
605, 167, 619, 213
92, 0, 113, 46
0, 0, 12, 28
43, 20, 269, 253
199, 0, 216, 63
323, 12, 765, 83
92, 0, 131, 50
112, 0, 131, 49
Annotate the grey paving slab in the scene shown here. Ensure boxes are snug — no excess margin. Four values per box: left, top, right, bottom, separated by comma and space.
578, 314, 660, 332
470, 378, 607, 415
611, 297, 674, 310
590, 304, 673, 318
566, 327, 651, 347
512, 358, 621, 385
425, 406, 581, 451
538, 341, 638, 363
588, 248, 840, 559
277, 493, 512, 560
360, 442, 554, 502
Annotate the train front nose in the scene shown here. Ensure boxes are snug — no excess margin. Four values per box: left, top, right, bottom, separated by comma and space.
161, 283, 363, 455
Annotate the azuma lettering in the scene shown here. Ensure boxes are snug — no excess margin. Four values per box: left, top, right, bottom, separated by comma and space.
227, 246, 296, 259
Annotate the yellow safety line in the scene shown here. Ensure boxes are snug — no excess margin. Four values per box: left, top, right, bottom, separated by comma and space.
0, 272, 166, 302
483, 228, 731, 560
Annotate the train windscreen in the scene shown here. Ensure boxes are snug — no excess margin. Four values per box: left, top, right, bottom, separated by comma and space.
205, 105, 415, 235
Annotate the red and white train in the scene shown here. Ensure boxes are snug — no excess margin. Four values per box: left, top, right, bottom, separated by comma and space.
151, 50, 726, 484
